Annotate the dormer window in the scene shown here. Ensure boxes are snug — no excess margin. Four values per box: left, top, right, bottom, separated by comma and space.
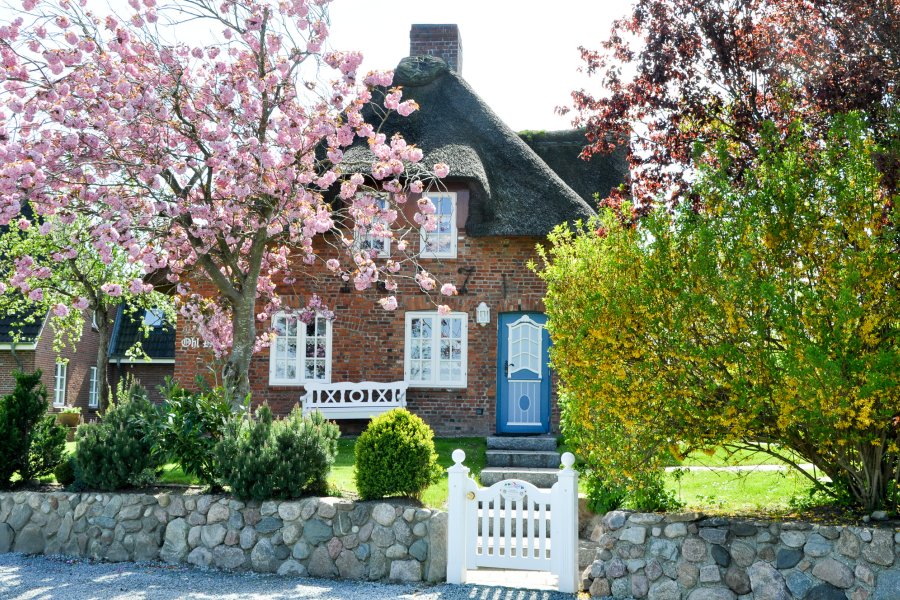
353, 193, 391, 258
143, 308, 165, 329
420, 192, 457, 259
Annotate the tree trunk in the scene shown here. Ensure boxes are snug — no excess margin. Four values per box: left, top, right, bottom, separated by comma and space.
95, 312, 110, 412
223, 296, 255, 407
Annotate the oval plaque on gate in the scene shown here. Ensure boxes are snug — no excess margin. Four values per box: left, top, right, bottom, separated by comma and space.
498, 480, 527, 501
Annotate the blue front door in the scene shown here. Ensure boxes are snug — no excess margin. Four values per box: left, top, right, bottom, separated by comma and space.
497, 312, 551, 434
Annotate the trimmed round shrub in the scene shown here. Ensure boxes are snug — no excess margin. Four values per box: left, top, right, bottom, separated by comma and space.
54, 457, 75, 486
354, 408, 443, 500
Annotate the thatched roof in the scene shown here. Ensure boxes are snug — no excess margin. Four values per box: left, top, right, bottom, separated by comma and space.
519, 129, 628, 206
343, 56, 609, 236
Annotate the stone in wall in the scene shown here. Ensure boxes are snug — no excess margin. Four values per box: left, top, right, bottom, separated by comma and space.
0, 491, 445, 584
581, 511, 900, 600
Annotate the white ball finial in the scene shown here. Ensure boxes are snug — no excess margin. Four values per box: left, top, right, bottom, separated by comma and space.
561, 452, 576, 469
452, 449, 466, 464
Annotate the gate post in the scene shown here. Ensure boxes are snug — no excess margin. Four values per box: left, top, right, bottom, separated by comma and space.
446, 449, 470, 584
551, 452, 579, 593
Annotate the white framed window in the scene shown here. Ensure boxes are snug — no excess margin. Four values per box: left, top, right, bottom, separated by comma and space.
88, 366, 99, 408
269, 312, 332, 385
143, 308, 165, 328
353, 193, 391, 258
53, 361, 67, 407
404, 311, 467, 388
420, 192, 457, 259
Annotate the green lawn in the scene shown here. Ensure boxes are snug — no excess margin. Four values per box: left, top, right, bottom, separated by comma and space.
675, 445, 805, 468
329, 437, 486, 508
666, 468, 818, 513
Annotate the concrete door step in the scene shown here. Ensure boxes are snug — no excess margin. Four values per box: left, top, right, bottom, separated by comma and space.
486, 435, 558, 452
486, 450, 562, 469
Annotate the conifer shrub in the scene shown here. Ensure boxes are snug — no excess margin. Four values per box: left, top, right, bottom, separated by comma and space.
354, 408, 443, 500
73, 382, 162, 490
216, 405, 339, 501
0, 370, 67, 487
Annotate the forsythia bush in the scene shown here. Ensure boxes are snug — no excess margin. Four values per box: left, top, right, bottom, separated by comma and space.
0, 371, 66, 487
216, 405, 339, 501
537, 114, 900, 511
354, 408, 443, 500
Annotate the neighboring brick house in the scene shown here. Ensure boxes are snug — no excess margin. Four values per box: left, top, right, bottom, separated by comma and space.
107, 305, 175, 404
174, 24, 626, 436
0, 308, 103, 418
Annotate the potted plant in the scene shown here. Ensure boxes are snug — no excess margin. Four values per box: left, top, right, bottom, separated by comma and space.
56, 406, 82, 428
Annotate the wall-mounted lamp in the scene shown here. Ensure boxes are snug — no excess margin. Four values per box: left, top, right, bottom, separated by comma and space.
476, 302, 490, 327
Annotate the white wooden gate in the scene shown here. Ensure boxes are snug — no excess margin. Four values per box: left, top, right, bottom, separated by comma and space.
446, 450, 579, 593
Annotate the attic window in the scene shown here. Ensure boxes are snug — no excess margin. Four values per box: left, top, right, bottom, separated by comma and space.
420, 192, 457, 259
353, 193, 390, 258
143, 309, 165, 329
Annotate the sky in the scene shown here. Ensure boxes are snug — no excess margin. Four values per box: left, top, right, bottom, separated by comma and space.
6, 0, 627, 131
326, 0, 627, 132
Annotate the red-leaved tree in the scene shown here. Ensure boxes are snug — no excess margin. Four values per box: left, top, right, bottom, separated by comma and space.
566, 0, 900, 213
0, 0, 455, 401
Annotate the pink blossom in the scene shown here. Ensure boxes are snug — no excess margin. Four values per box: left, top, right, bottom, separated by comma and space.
378, 296, 398, 311
434, 163, 450, 178
73, 297, 89, 310
410, 180, 424, 194
326, 258, 340, 272
437, 304, 451, 316
0, 283, 6, 294
415, 271, 435, 291
52, 303, 69, 317
17, 218, 30, 231
417, 197, 436, 215
28, 288, 43, 302
384, 91, 401, 111
397, 100, 418, 117
440, 283, 458, 296
101, 283, 123, 297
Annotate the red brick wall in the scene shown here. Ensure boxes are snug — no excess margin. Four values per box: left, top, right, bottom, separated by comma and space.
410, 24, 463, 75
175, 185, 559, 436
108, 362, 174, 405
34, 313, 102, 419
0, 313, 102, 415
0, 349, 36, 396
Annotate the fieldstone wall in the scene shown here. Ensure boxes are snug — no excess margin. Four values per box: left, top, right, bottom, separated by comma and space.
0, 491, 447, 583
582, 511, 899, 600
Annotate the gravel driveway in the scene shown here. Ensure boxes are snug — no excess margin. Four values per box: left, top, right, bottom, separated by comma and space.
0, 554, 577, 600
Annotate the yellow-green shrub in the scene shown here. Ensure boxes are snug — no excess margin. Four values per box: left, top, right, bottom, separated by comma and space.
537, 114, 900, 511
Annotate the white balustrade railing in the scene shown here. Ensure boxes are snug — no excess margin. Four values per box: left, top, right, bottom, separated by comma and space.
446, 449, 579, 593
300, 381, 407, 419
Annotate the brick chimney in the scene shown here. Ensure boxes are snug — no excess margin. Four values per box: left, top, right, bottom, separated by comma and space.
409, 24, 463, 75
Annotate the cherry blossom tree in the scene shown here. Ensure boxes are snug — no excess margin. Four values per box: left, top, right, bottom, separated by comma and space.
0, 0, 454, 401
